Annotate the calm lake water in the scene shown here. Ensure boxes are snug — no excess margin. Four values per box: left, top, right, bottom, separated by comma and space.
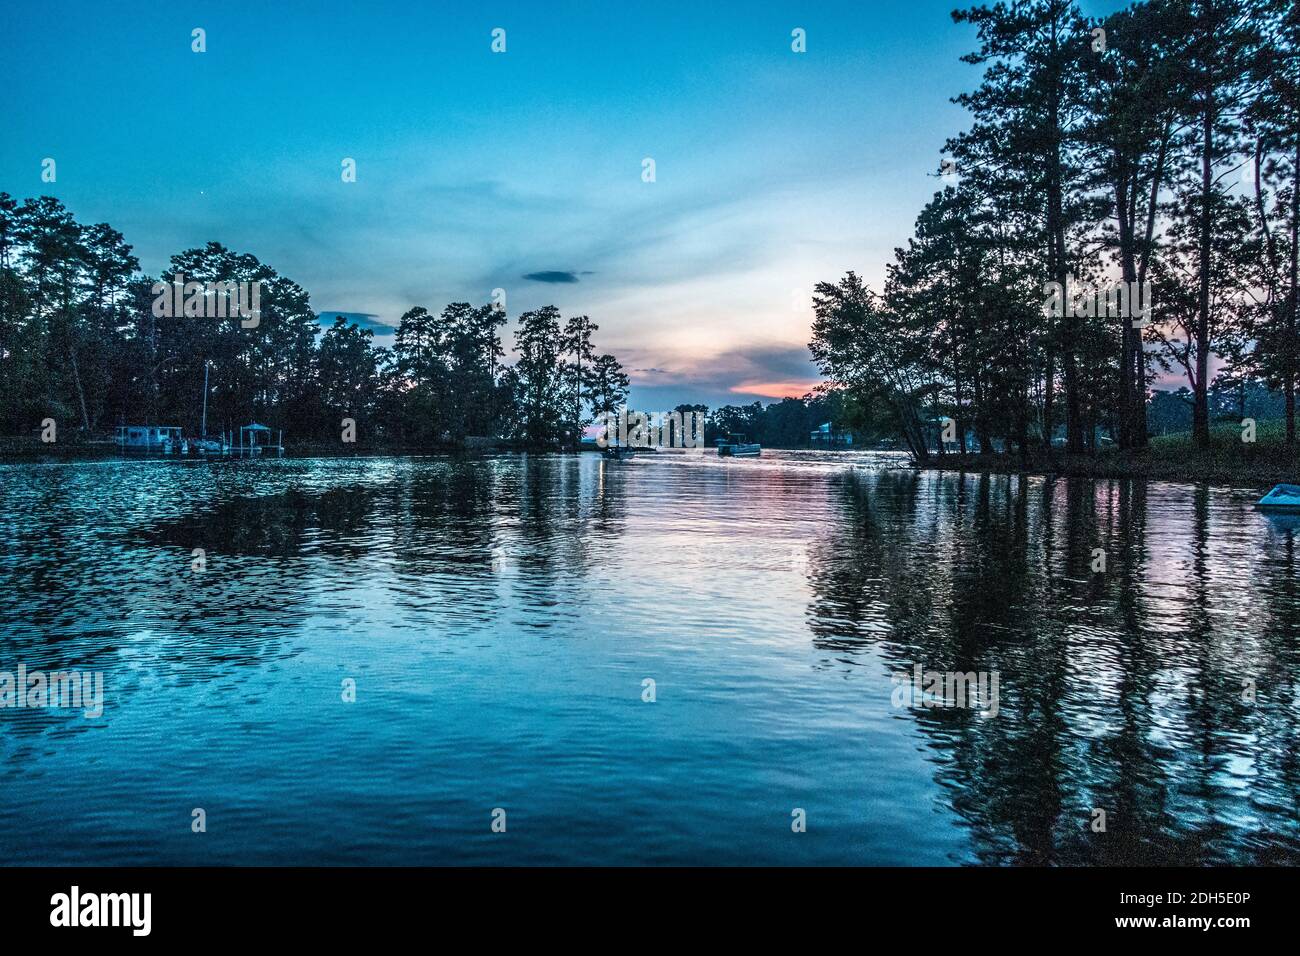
1, 451, 1298, 865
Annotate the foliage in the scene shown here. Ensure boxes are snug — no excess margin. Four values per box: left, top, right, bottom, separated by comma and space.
0, 196, 626, 449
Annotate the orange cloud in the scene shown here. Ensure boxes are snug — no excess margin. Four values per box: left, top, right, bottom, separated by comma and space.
729, 380, 823, 399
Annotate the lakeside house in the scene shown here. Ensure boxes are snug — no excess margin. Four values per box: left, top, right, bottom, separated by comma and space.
810, 422, 854, 448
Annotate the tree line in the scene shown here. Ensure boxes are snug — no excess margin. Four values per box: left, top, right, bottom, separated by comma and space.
705, 392, 862, 447
0, 193, 631, 448
810, 0, 1299, 462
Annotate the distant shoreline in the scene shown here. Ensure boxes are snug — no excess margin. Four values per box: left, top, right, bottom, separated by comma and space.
3, 438, 1294, 488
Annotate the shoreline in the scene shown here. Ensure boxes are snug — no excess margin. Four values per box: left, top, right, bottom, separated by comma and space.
3, 440, 1296, 488
914, 450, 1299, 488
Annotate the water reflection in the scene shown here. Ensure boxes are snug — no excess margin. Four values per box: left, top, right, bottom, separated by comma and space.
0, 453, 1296, 864
808, 468, 1300, 864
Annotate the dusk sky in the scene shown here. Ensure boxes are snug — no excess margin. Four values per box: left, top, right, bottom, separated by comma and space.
3, 0, 1126, 409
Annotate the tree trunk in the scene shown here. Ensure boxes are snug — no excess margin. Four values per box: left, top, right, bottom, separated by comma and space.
1133, 123, 1171, 451
1288, 140, 1299, 447
955, 365, 967, 455
574, 353, 581, 449
1017, 398, 1030, 466
1115, 172, 1137, 450
1049, 168, 1083, 454
1045, 43, 1083, 456
1193, 100, 1214, 449
1042, 354, 1055, 451
897, 400, 928, 464
69, 342, 90, 432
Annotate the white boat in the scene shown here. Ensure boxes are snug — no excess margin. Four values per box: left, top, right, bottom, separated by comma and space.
716, 434, 760, 457
192, 437, 228, 456
1257, 483, 1300, 511
192, 424, 284, 458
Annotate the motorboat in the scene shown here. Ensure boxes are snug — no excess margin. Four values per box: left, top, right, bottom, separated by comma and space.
715, 433, 760, 457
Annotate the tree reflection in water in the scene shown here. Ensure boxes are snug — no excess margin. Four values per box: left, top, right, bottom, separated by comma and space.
807, 469, 1300, 865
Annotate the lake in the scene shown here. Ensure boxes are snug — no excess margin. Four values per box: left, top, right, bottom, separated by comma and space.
1, 451, 1297, 865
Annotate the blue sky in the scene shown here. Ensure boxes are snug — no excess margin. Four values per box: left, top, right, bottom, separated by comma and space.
2, 0, 1125, 409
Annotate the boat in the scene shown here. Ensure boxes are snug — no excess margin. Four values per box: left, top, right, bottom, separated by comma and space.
193, 424, 284, 458
116, 425, 186, 455
192, 437, 229, 456
602, 445, 638, 461
715, 433, 761, 457
1257, 483, 1300, 511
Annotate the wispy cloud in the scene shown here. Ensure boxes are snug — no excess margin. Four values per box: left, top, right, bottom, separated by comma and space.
614, 343, 823, 407
729, 381, 821, 400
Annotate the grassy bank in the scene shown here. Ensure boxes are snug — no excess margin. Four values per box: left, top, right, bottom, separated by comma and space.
921, 422, 1300, 486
